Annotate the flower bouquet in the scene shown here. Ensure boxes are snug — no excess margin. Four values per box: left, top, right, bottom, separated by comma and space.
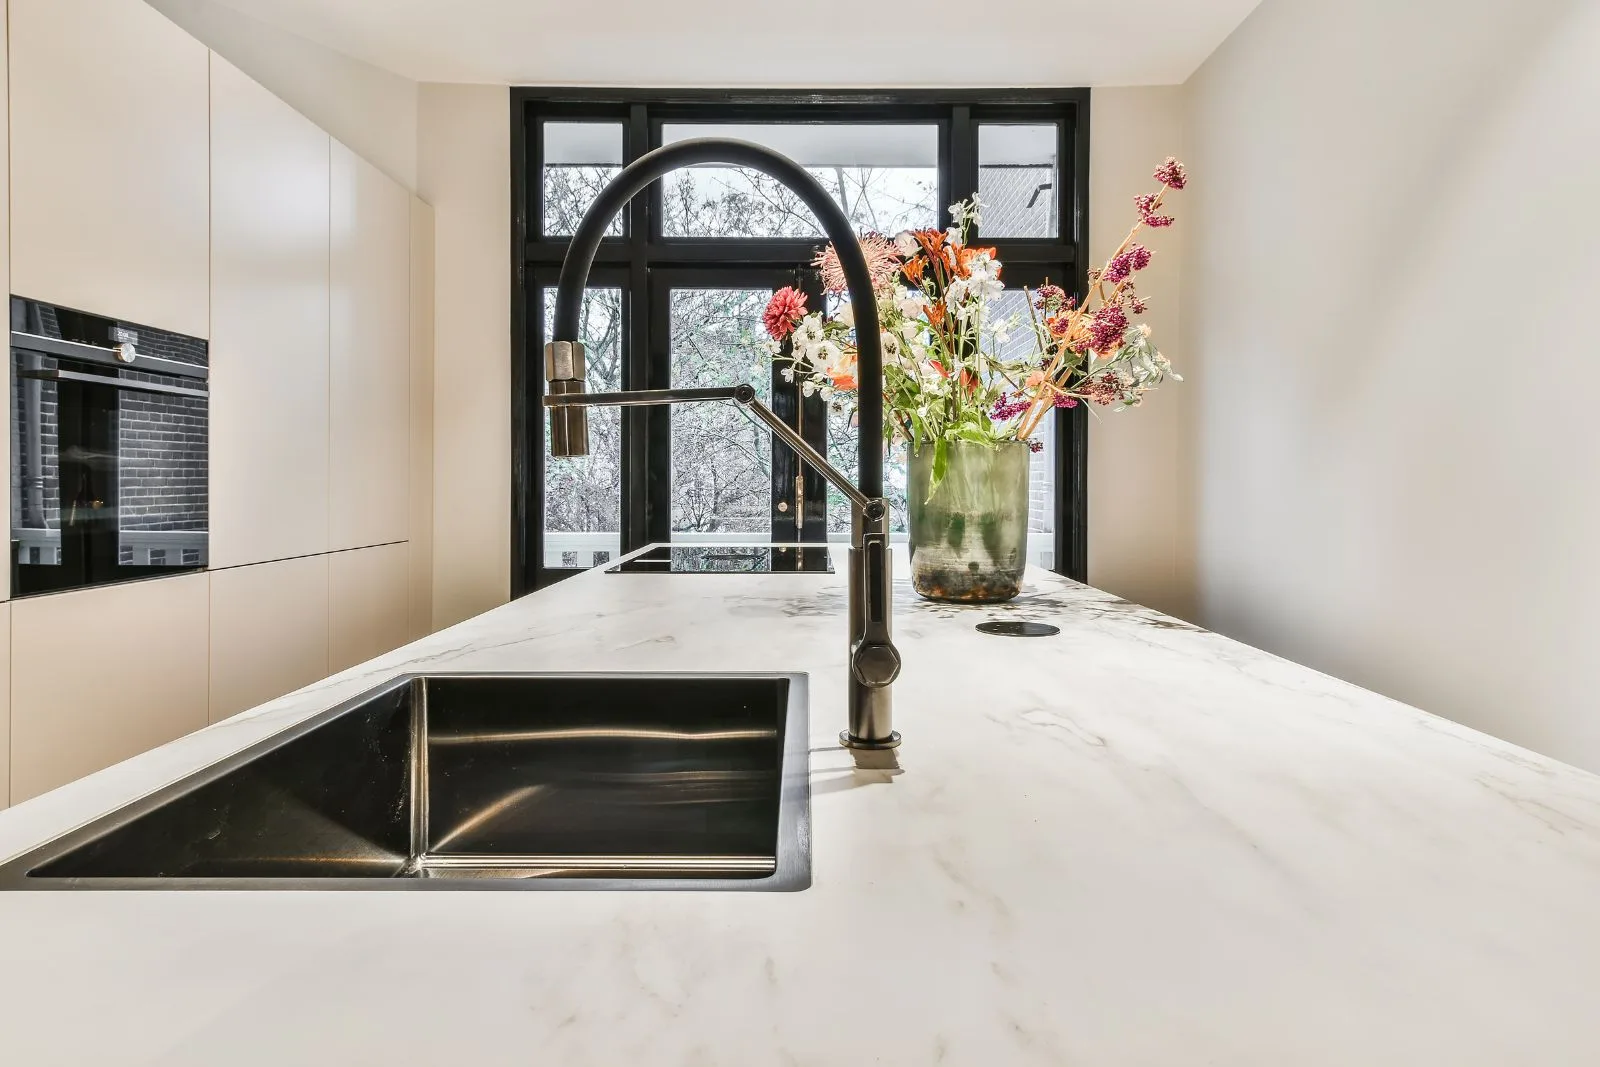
762, 157, 1188, 602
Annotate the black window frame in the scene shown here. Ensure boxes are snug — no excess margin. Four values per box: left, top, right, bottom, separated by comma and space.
511, 87, 1091, 595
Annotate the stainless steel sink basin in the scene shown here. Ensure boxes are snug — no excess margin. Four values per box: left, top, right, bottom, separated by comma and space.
0, 673, 809, 891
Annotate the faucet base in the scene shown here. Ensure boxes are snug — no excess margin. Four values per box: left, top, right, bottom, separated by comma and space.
840, 730, 902, 751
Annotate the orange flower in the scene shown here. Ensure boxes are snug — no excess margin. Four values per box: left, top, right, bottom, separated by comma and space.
902, 255, 927, 285
830, 372, 858, 391
958, 369, 978, 395
929, 359, 949, 379
954, 245, 1000, 279
926, 301, 947, 329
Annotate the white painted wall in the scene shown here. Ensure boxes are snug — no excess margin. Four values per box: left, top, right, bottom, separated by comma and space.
417, 83, 510, 628
145, 0, 419, 190
1089, 87, 1193, 620
1182, 0, 1600, 770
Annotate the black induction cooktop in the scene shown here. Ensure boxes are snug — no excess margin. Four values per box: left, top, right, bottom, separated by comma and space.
606, 545, 834, 574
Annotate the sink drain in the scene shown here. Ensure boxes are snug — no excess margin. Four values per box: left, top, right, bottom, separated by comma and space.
976, 621, 1060, 638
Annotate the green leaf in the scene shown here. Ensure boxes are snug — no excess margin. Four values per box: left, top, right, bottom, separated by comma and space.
930, 436, 949, 499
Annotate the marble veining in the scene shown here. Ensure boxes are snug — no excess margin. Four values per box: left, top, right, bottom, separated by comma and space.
2, 557, 1600, 1064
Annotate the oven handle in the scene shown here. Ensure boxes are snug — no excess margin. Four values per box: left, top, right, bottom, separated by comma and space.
10, 331, 208, 382
17, 368, 209, 400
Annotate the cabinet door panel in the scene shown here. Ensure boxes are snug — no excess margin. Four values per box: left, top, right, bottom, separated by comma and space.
1, 0, 10, 603
409, 198, 437, 639
10, 575, 210, 803
331, 144, 412, 551
209, 557, 330, 724
9, 0, 210, 337
1, 604, 11, 809
209, 57, 332, 568
329, 544, 411, 674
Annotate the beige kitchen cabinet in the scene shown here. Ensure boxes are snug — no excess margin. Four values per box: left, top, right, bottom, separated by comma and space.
409, 198, 437, 638
328, 543, 412, 674
330, 143, 412, 552
8, 0, 210, 338
209, 556, 330, 725
10, 574, 210, 804
208, 56, 332, 569
0, 603, 11, 809
1, 0, 11, 604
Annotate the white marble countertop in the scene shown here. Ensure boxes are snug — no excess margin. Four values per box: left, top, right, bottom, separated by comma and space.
3, 555, 1600, 1065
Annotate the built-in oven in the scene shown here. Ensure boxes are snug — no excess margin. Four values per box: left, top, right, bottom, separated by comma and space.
10, 296, 209, 597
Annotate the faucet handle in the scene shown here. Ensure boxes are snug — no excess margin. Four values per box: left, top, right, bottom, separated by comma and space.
851, 640, 902, 688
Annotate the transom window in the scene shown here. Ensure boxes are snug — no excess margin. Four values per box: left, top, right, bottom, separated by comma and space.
512, 90, 1090, 593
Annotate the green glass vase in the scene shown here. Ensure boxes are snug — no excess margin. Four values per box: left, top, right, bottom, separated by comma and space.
907, 439, 1031, 603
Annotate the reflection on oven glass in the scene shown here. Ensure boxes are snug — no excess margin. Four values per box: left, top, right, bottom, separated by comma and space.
10, 296, 209, 597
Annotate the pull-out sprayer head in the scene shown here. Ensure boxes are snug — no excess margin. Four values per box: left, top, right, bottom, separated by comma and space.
545, 340, 589, 458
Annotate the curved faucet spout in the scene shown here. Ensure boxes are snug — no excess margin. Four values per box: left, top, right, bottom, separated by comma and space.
550, 137, 885, 499
545, 137, 901, 751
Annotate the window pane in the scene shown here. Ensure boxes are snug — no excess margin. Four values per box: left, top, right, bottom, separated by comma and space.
543, 287, 623, 568
660, 123, 938, 238
826, 407, 909, 538
543, 122, 624, 237
670, 289, 772, 537
978, 124, 1059, 238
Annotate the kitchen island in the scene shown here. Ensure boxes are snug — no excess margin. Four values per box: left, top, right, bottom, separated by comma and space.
2, 555, 1599, 1065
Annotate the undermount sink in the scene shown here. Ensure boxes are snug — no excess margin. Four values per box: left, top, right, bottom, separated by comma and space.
0, 673, 810, 891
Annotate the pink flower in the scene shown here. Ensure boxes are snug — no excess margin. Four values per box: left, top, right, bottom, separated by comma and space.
991, 393, 1030, 421
1134, 193, 1174, 227
814, 233, 903, 295
1101, 244, 1152, 284
1086, 305, 1128, 353
763, 286, 808, 341
1053, 393, 1078, 409
1033, 284, 1068, 311
1153, 157, 1188, 191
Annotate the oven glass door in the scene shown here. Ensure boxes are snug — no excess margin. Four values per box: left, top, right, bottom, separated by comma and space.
11, 298, 209, 597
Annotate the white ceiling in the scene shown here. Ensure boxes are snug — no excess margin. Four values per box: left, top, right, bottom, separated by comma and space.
204, 0, 1264, 87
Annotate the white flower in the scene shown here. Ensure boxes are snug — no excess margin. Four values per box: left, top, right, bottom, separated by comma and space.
893, 231, 919, 257
836, 302, 855, 328
881, 330, 903, 363
793, 314, 826, 349
896, 289, 927, 319
780, 365, 795, 383
948, 195, 984, 229
801, 379, 818, 397
992, 322, 1011, 344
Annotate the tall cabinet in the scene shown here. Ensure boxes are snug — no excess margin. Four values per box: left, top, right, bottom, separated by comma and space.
2, 1, 436, 808
208, 55, 332, 570
8, 0, 210, 338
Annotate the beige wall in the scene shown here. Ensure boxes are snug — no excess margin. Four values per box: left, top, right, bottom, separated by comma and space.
145, 0, 419, 190
418, 83, 511, 628
1088, 87, 1193, 619
1182, 0, 1600, 770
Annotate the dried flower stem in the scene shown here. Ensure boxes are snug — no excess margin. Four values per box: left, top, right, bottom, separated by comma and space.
1013, 185, 1171, 440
